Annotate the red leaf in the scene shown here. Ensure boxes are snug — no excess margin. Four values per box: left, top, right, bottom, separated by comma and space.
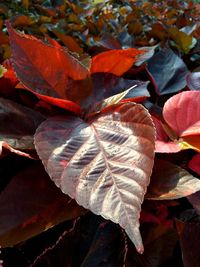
6, 21, 90, 103
90, 48, 145, 76
34, 102, 155, 253
188, 154, 200, 175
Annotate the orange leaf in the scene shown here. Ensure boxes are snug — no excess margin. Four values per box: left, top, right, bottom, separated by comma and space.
90, 48, 145, 76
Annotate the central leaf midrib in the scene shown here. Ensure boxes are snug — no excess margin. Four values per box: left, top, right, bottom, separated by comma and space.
91, 124, 133, 226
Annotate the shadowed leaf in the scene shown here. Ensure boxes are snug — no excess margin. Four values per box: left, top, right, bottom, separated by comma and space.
146, 159, 200, 200
147, 48, 188, 95
0, 97, 45, 150
0, 162, 85, 247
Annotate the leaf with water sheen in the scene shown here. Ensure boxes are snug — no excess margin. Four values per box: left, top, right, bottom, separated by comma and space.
34, 102, 155, 253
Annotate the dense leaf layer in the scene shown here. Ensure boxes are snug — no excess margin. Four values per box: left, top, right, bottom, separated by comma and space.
6, 22, 90, 103
35, 102, 155, 253
0, 163, 85, 247
0, 97, 45, 150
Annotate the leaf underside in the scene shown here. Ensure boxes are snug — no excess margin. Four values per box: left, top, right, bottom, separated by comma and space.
34, 102, 155, 253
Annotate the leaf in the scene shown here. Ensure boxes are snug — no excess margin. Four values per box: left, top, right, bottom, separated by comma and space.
0, 65, 7, 78
52, 30, 83, 54
168, 27, 197, 54
186, 71, 200, 91
87, 77, 150, 113
163, 91, 200, 137
83, 73, 149, 111
0, 141, 31, 158
187, 191, 200, 215
147, 48, 189, 95
0, 97, 45, 150
90, 48, 145, 76
146, 159, 200, 200
0, 162, 85, 247
151, 115, 181, 153
188, 154, 200, 175
6, 21, 90, 103
126, 223, 178, 267
32, 213, 126, 267
176, 217, 200, 267
34, 102, 155, 253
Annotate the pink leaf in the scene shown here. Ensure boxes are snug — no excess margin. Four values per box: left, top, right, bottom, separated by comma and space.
163, 91, 200, 137
34, 102, 155, 253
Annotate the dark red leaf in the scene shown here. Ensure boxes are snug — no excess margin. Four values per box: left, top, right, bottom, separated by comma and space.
0, 162, 85, 247
188, 154, 200, 175
0, 97, 45, 150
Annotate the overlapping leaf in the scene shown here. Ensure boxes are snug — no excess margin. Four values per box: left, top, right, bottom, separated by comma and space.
34, 102, 155, 253
0, 97, 45, 151
146, 159, 200, 200
147, 48, 188, 95
0, 163, 85, 247
90, 48, 145, 76
6, 22, 90, 104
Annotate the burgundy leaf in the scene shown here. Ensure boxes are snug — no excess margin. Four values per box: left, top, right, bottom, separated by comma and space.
0, 97, 45, 150
0, 163, 85, 247
188, 154, 200, 175
34, 102, 155, 253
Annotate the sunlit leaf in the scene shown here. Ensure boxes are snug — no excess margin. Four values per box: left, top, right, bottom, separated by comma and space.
168, 27, 197, 54
163, 91, 200, 137
0, 163, 85, 247
146, 159, 200, 200
151, 115, 181, 153
6, 21, 90, 103
90, 48, 145, 76
35, 102, 155, 253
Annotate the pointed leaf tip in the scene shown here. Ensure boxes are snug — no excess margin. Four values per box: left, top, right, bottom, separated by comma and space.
34, 102, 155, 252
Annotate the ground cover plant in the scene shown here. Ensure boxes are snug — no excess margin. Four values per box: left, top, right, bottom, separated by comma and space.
0, 0, 200, 266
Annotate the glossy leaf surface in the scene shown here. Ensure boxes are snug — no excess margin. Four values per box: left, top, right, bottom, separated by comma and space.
6, 22, 90, 102
35, 102, 155, 253
146, 159, 200, 200
147, 48, 188, 95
